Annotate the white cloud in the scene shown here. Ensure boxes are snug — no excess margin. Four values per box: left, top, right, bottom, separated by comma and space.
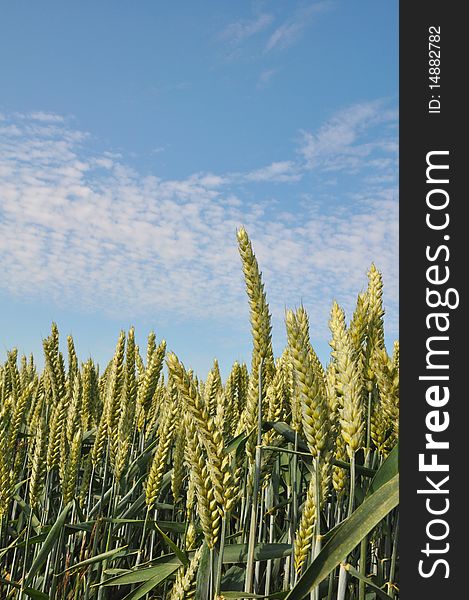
26, 112, 67, 123
220, 13, 274, 45
265, 22, 300, 52
265, 2, 333, 52
150, 146, 165, 155
299, 101, 397, 172
244, 161, 301, 183
0, 108, 398, 343
256, 67, 278, 89
218, 2, 333, 64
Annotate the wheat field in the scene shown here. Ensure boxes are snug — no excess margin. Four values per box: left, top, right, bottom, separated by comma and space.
0, 228, 399, 600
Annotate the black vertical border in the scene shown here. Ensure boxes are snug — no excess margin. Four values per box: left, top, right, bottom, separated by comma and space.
400, 2, 465, 597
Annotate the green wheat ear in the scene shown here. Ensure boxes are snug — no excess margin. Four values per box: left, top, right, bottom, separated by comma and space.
237, 227, 275, 461
329, 301, 364, 458
286, 308, 330, 458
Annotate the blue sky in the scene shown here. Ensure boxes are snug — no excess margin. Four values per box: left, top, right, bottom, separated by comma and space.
0, 1, 398, 377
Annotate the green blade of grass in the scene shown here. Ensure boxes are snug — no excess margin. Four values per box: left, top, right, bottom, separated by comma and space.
195, 542, 210, 600
321, 447, 399, 548
225, 430, 251, 454
0, 577, 50, 599
153, 521, 189, 566
64, 545, 132, 573
286, 474, 399, 600
221, 592, 288, 599
102, 554, 180, 586
14, 495, 42, 533
269, 422, 376, 477
119, 564, 180, 600
23, 588, 51, 600
223, 543, 292, 563
344, 563, 394, 600
367, 443, 399, 496
25, 501, 72, 584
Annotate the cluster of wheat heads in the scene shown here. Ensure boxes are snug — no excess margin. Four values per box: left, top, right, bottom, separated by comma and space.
0, 228, 399, 600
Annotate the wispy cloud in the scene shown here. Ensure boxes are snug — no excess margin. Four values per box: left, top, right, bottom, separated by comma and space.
243, 161, 301, 183
218, 2, 334, 67
265, 2, 333, 52
299, 101, 397, 173
12, 111, 67, 123
150, 146, 166, 155
219, 13, 274, 45
0, 107, 398, 342
256, 67, 278, 89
